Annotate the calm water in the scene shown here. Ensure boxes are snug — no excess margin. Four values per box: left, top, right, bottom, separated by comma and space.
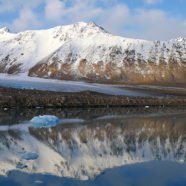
0, 107, 186, 186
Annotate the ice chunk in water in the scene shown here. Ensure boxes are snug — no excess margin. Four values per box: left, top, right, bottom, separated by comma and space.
22, 152, 39, 160
16, 162, 28, 169
30, 115, 60, 128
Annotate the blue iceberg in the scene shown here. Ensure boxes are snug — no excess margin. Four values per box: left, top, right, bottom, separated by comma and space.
22, 152, 39, 160
30, 115, 60, 128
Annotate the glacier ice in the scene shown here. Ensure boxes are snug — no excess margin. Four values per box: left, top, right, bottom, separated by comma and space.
22, 152, 39, 160
30, 115, 60, 128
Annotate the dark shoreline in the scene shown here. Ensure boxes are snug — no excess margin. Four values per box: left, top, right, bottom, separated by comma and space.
1, 87, 186, 108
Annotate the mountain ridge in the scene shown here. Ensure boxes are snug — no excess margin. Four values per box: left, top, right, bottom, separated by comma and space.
0, 22, 186, 84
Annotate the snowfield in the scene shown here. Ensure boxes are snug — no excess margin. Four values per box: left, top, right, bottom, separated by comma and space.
0, 73, 150, 96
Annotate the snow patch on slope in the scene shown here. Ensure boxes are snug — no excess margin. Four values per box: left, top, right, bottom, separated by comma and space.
0, 22, 108, 72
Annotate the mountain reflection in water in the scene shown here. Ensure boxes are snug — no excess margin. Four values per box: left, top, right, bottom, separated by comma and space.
0, 107, 186, 181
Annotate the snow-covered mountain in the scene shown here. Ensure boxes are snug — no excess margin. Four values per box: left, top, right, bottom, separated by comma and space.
0, 22, 186, 84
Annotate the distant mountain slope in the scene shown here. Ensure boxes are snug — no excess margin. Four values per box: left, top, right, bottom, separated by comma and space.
0, 22, 186, 84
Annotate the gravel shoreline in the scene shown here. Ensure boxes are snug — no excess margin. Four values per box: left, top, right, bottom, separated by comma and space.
1, 87, 186, 108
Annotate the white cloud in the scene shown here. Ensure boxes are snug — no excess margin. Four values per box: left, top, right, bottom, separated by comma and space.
43, 0, 129, 33
126, 9, 186, 40
1, 0, 186, 40
98, 4, 130, 35
0, 0, 44, 13
44, 0, 103, 23
43, 0, 186, 40
12, 8, 40, 31
0, 0, 44, 31
45, 0, 65, 21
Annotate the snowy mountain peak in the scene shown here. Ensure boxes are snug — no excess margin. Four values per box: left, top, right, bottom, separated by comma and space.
70, 21, 106, 32
0, 27, 10, 34
0, 22, 186, 84
52, 21, 107, 37
176, 37, 185, 42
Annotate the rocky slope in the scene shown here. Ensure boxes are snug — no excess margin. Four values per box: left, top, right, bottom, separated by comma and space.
0, 22, 186, 84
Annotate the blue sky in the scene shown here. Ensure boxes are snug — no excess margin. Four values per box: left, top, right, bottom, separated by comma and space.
0, 0, 186, 40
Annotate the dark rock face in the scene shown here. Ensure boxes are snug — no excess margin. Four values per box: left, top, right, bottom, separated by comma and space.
29, 60, 186, 84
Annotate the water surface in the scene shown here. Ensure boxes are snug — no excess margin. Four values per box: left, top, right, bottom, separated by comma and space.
0, 107, 186, 185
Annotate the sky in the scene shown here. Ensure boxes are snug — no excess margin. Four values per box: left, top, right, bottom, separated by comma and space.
0, 0, 186, 40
